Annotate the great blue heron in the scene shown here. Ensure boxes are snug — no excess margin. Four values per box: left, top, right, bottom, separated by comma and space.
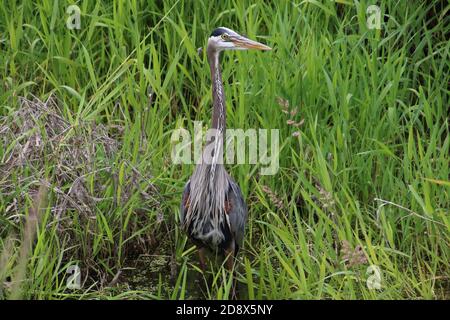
180, 27, 271, 271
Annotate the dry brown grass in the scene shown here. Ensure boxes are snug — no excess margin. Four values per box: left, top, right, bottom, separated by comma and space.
0, 96, 165, 294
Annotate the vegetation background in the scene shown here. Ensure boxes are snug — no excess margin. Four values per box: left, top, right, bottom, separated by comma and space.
0, 0, 448, 299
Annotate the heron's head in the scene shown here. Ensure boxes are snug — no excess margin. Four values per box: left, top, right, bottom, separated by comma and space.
207, 27, 271, 52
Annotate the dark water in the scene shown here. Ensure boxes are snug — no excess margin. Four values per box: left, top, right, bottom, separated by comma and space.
121, 253, 248, 299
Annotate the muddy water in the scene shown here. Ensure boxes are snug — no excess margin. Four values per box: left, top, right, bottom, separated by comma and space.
121, 253, 248, 299
121, 254, 205, 299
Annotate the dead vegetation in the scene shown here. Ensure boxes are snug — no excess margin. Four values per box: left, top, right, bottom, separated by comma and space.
0, 95, 166, 291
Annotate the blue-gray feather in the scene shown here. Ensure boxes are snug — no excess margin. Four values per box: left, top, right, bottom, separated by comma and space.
179, 180, 190, 226
226, 179, 247, 250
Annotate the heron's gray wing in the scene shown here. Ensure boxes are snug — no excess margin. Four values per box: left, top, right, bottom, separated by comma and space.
180, 180, 191, 226
226, 179, 248, 249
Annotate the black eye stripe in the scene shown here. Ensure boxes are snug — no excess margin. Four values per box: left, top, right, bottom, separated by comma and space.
210, 27, 229, 37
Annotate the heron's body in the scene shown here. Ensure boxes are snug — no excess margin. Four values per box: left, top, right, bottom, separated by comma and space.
180, 27, 270, 270
180, 169, 246, 253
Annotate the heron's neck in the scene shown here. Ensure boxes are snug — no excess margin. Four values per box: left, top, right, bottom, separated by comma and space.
207, 48, 226, 133
187, 48, 228, 223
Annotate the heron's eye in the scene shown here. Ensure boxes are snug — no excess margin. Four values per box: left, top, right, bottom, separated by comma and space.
221, 34, 229, 41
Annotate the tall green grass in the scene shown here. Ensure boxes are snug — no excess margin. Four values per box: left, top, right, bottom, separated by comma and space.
0, 0, 449, 299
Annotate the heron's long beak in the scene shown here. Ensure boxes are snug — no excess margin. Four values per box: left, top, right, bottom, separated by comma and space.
232, 35, 272, 50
